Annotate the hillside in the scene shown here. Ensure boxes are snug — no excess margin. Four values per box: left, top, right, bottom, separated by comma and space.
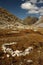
0, 8, 43, 65
0, 29, 43, 65
0, 8, 22, 29
23, 16, 38, 25
0, 8, 39, 29
33, 16, 43, 27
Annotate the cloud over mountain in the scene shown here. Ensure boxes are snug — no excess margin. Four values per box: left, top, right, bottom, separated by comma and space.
21, 0, 43, 17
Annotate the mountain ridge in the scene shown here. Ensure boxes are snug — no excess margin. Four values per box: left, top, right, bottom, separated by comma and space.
0, 7, 43, 30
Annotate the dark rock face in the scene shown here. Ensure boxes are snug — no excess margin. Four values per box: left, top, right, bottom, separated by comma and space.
23, 16, 38, 25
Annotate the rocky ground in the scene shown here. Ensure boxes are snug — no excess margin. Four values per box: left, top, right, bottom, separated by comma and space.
0, 28, 43, 65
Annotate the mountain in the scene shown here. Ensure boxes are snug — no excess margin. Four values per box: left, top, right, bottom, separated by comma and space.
0, 8, 22, 29
23, 16, 38, 25
0, 7, 43, 30
33, 16, 43, 27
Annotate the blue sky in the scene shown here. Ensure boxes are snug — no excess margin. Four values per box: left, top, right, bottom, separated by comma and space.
0, 0, 43, 19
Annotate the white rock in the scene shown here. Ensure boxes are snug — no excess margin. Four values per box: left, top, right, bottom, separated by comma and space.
34, 29, 37, 32
7, 54, 10, 58
25, 47, 33, 52
27, 60, 33, 63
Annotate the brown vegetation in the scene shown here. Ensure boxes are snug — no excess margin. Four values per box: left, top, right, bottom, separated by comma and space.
0, 29, 43, 65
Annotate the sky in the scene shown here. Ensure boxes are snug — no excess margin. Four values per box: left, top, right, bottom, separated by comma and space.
0, 0, 43, 19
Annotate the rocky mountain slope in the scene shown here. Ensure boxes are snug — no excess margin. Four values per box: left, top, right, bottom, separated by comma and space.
23, 16, 38, 25
33, 16, 43, 27
0, 8, 22, 29
0, 8, 39, 29
0, 8, 43, 29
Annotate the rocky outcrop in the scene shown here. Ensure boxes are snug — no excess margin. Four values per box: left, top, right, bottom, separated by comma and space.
0, 8, 22, 29
23, 16, 38, 25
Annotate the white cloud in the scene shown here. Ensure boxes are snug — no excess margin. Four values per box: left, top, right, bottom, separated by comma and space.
21, 2, 38, 10
38, 0, 43, 3
27, 0, 43, 3
30, 0, 37, 3
20, 0, 43, 16
28, 10, 39, 14
39, 7, 43, 13
40, 13, 43, 16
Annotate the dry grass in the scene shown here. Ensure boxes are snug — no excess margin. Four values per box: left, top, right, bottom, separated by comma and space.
0, 28, 43, 65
